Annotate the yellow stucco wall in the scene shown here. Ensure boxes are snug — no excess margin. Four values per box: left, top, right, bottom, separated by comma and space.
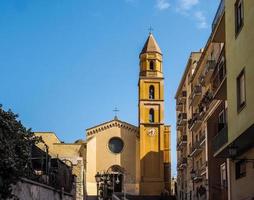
226, 0, 254, 143
34, 132, 86, 200
139, 48, 171, 195
86, 120, 140, 196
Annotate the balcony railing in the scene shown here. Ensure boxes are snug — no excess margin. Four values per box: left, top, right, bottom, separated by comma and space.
200, 59, 216, 86
212, 54, 226, 100
177, 157, 187, 170
177, 113, 187, 126
212, 0, 225, 31
189, 85, 202, 106
190, 135, 205, 156
188, 113, 202, 131
176, 101, 184, 112
193, 162, 207, 182
191, 142, 202, 155
177, 135, 187, 150
178, 91, 187, 104
213, 124, 228, 154
197, 90, 214, 119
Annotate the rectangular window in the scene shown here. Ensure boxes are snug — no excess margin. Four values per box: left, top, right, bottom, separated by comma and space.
220, 163, 227, 188
235, 160, 246, 179
237, 69, 246, 111
235, 0, 244, 35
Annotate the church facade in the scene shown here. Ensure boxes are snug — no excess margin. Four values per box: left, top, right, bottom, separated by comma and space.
86, 33, 171, 199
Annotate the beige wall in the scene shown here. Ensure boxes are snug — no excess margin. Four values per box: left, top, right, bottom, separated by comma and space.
86, 120, 139, 196
34, 132, 86, 200
86, 136, 97, 196
12, 178, 73, 200
226, 0, 254, 143
229, 148, 254, 200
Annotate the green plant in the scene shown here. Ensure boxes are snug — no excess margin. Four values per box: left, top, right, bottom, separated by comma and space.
0, 104, 41, 199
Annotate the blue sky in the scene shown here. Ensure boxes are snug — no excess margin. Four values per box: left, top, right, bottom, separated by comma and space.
0, 0, 220, 176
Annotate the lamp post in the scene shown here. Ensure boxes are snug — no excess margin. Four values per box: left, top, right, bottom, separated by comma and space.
95, 172, 101, 199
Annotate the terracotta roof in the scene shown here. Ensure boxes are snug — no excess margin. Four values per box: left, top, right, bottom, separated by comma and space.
140, 33, 162, 55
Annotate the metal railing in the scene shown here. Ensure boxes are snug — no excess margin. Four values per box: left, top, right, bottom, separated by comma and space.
189, 85, 202, 105
212, 58, 226, 94
213, 124, 228, 154
212, 0, 225, 30
206, 59, 216, 72
188, 113, 201, 130
177, 135, 187, 148
177, 113, 187, 125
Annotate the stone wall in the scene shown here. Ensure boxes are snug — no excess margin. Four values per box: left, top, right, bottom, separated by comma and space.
12, 178, 74, 200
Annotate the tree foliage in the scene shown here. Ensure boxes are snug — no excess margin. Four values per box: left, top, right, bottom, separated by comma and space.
0, 104, 41, 199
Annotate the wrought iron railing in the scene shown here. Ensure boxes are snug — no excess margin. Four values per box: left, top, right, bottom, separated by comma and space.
212, 0, 225, 30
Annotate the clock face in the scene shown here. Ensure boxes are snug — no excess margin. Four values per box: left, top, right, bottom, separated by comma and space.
147, 128, 156, 137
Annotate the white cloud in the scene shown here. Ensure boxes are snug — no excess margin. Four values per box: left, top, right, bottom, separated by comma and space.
156, 0, 170, 10
194, 11, 208, 29
179, 0, 199, 10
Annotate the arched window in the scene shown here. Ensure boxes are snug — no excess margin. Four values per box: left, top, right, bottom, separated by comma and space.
149, 85, 155, 99
149, 109, 155, 123
149, 60, 155, 70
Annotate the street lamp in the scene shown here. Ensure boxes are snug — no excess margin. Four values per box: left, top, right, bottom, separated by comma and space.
95, 172, 101, 199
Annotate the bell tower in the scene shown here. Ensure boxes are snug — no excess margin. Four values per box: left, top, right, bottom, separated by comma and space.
138, 33, 170, 196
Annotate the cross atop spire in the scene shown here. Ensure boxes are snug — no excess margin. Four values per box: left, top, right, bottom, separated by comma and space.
113, 107, 119, 120
148, 26, 153, 34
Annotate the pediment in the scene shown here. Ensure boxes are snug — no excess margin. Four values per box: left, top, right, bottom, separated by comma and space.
86, 119, 138, 138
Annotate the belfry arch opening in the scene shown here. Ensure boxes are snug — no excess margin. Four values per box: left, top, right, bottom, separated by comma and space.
149, 108, 155, 123
149, 85, 155, 99
149, 60, 155, 70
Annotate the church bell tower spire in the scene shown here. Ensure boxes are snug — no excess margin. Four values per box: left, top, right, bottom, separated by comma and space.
138, 33, 170, 196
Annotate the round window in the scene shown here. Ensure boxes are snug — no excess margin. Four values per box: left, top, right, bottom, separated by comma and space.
108, 137, 124, 154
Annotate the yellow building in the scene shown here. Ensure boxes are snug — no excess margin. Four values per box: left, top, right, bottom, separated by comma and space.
34, 132, 86, 200
85, 33, 171, 199
139, 33, 171, 195
35, 34, 171, 200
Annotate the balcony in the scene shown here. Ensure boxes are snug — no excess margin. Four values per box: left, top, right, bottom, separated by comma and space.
189, 85, 202, 107
176, 101, 184, 112
188, 113, 202, 132
190, 135, 205, 157
190, 142, 202, 157
213, 124, 228, 155
177, 157, 187, 170
177, 113, 187, 131
197, 90, 214, 119
211, 0, 225, 43
177, 134, 187, 150
190, 113, 204, 131
193, 162, 207, 182
212, 0, 225, 31
178, 91, 187, 104
212, 54, 226, 100
200, 60, 216, 86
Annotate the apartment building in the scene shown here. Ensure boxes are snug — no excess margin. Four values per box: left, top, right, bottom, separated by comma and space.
176, 0, 254, 199
213, 0, 254, 199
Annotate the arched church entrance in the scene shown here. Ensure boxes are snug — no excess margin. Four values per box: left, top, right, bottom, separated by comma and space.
107, 165, 124, 193
95, 165, 125, 199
